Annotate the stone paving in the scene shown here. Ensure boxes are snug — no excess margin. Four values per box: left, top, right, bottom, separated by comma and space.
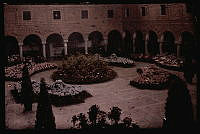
5, 61, 197, 129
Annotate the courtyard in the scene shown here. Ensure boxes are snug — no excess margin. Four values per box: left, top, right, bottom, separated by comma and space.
5, 61, 197, 129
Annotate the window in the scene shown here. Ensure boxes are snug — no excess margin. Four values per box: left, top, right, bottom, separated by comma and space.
107, 10, 113, 18
160, 5, 166, 15
125, 8, 130, 17
81, 10, 88, 19
141, 7, 146, 16
23, 11, 31, 20
53, 11, 61, 19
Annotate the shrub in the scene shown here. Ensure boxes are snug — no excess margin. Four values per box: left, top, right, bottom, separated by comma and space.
35, 78, 56, 129
21, 63, 34, 112
71, 104, 139, 129
108, 107, 122, 125
163, 75, 194, 128
51, 54, 117, 84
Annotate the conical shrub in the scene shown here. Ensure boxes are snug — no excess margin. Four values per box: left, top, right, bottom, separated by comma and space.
35, 78, 56, 129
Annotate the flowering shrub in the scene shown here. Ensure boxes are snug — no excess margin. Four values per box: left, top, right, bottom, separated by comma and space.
101, 53, 135, 67
5, 62, 57, 81
51, 54, 117, 84
152, 54, 184, 71
130, 65, 171, 89
11, 80, 92, 106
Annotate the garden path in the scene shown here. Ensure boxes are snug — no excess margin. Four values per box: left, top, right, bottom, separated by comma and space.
5, 62, 197, 129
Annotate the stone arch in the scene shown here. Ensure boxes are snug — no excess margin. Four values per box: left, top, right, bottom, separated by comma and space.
4, 36, 19, 56
162, 31, 176, 54
68, 32, 85, 55
122, 30, 133, 58
148, 30, 159, 56
180, 31, 195, 58
23, 34, 43, 57
88, 31, 104, 55
135, 30, 145, 54
107, 30, 123, 56
46, 33, 64, 57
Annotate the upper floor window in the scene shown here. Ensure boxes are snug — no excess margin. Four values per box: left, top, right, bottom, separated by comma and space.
23, 11, 31, 20
141, 7, 146, 16
160, 5, 166, 15
53, 11, 61, 19
81, 10, 88, 19
125, 8, 130, 18
107, 10, 114, 18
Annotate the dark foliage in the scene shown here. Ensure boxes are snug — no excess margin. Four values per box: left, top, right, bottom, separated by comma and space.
35, 78, 56, 129
163, 75, 194, 128
71, 105, 139, 129
21, 63, 34, 112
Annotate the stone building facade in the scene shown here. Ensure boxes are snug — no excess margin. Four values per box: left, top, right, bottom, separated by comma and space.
3, 3, 195, 58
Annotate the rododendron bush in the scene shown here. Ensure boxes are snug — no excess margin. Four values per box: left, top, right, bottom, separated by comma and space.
51, 54, 117, 84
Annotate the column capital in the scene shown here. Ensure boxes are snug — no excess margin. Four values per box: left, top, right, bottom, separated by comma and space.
133, 32, 136, 39
145, 33, 149, 41
175, 40, 181, 45
64, 39, 68, 43
18, 42, 23, 46
42, 41, 46, 45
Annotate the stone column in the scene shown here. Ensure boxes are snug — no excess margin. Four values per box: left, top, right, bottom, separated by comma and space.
19, 42, 23, 58
159, 41, 163, 55
104, 38, 108, 53
42, 41, 46, 58
133, 32, 136, 54
85, 40, 88, 54
176, 41, 181, 58
145, 34, 149, 56
64, 40, 68, 55
159, 35, 164, 55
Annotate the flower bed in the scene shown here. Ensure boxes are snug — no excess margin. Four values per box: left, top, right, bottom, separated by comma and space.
101, 53, 135, 68
152, 54, 184, 71
51, 54, 117, 84
7, 55, 47, 67
11, 80, 92, 106
5, 62, 58, 81
130, 65, 171, 89
7, 55, 22, 66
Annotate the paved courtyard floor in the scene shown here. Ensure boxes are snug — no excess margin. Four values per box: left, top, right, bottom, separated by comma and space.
5, 61, 197, 129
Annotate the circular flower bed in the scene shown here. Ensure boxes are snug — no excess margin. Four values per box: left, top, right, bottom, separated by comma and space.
5, 62, 58, 81
152, 54, 184, 71
11, 80, 92, 106
130, 65, 171, 89
51, 54, 117, 84
101, 53, 135, 68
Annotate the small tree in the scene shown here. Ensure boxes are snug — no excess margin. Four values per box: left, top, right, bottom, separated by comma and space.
35, 78, 56, 129
77, 113, 88, 129
88, 104, 100, 126
108, 106, 122, 125
163, 75, 194, 128
21, 62, 34, 112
